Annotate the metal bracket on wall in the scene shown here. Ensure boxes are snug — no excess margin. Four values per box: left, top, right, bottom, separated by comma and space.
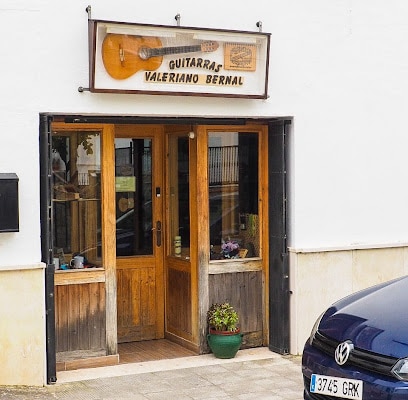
78, 5, 93, 92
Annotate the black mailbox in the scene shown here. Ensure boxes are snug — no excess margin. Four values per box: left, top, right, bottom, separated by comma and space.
0, 173, 19, 232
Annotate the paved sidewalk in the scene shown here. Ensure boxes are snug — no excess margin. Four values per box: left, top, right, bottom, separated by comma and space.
0, 348, 303, 399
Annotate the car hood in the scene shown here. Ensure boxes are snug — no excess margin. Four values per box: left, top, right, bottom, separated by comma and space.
319, 276, 408, 358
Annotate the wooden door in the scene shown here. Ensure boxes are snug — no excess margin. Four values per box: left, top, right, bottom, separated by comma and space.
164, 127, 196, 348
115, 126, 164, 343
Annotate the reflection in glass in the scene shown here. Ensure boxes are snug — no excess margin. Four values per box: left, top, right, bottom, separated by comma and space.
115, 138, 153, 256
52, 131, 101, 268
168, 135, 190, 258
208, 132, 259, 260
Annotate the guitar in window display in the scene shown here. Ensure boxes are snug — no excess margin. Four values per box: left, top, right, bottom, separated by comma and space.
102, 34, 219, 80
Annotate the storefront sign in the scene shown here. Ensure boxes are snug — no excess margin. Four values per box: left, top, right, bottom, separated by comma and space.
89, 20, 270, 99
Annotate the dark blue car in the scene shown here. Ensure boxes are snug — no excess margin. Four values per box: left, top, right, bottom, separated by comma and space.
302, 275, 408, 399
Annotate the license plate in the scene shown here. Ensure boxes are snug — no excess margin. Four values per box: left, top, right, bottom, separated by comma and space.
310, 374, 363, 399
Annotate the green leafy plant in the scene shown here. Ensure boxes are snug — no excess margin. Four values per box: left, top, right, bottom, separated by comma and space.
207, 302, 239, 332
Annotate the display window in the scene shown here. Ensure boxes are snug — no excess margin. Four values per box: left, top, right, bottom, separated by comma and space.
52, 131, 102, 270
208, 131, 259, 260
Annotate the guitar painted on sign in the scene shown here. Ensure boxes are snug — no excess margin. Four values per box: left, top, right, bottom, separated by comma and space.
102, 34, 219, 80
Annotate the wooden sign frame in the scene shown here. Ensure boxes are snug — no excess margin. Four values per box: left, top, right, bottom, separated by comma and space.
88, 20, 270, 99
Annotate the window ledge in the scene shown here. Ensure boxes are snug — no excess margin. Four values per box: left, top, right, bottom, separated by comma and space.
209, 258, 262, 274
55, 268, 105, 285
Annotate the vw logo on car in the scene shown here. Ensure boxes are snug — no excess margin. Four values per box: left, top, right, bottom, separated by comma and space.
335, 341, 354, 366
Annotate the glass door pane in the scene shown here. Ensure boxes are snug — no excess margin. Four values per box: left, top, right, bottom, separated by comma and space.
115, 138, 153, 256
168, 135, 190, 258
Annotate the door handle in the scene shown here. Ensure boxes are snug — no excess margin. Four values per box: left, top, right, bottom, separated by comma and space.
156, 221, 162, 247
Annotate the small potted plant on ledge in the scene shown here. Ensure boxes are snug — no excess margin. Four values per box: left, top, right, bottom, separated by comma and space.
221, 239, 240, 259
207, 302, 243, 358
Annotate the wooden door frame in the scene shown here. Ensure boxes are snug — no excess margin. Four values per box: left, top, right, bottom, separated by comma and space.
114, 125, 165, 341
195, 124, 269, 351
163, 123, 269, 353
162, 126, 199, 351
50, 122, 117, 356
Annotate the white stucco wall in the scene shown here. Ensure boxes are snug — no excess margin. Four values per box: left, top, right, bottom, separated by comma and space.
0, 265, 46, 385
290, 245, 408, 355
1, 0, 408, 383
2, 1, 407, 260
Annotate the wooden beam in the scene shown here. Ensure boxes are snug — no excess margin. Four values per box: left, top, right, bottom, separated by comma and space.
101, 124, 118, 355
196, 126, 210, 353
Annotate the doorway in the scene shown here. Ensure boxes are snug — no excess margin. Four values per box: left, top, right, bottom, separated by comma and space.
114, 124, 195, 349
42, 116, 287, 380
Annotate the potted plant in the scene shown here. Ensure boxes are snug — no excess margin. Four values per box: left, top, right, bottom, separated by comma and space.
207, 302, 243, 358
221, 239, 240, 259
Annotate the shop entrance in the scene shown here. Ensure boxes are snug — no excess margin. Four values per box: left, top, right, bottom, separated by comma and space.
41, 115, 289, 382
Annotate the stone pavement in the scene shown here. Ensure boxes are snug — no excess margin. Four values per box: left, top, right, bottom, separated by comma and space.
0, 348, 303, 399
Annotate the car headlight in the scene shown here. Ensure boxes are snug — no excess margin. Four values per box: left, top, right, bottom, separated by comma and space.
309, 311, 325, 345
392, 358, 408, 381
